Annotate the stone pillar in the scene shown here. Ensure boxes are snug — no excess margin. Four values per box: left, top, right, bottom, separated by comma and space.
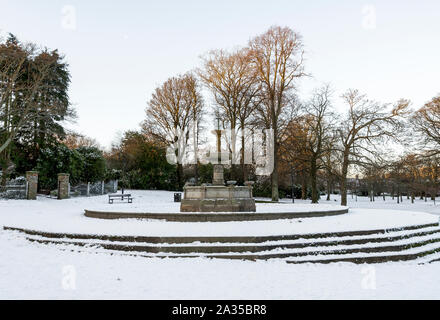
58, 173, 70, 200
245, 181, 255, 198
212, 164, 224, 186
26, 171, 38, 200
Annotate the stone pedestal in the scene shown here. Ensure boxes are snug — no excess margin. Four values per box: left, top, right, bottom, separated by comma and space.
26, 171, 38, 200
212, 164, 224, 186
58, 173, 70, 200
181, 185, 256, 212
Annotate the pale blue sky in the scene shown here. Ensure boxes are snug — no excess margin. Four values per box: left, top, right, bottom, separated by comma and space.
1, 0, 439, 148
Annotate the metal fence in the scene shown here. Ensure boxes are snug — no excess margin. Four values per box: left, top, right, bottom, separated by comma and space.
69, 180, 118, 197
0, 177, 27, 199
0, 177, 118, 199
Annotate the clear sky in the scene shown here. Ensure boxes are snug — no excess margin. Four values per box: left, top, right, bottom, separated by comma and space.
1, 0, 439, 149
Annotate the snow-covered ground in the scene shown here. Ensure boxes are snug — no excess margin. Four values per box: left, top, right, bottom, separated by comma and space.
293, 193, 440, 216
0, 190, 436, 236
2, 232, 440, 300
1, 190, 440, 299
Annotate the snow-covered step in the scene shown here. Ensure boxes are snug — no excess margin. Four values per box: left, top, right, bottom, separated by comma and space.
20, 225, 440, 251
4, 222, 438, 244
18, 227, 440, 258
26, 238, 440, 265
18, 230, 440, 265
285, 241, 440, 264
203, 234, 440, 259
6, 222, 440, 264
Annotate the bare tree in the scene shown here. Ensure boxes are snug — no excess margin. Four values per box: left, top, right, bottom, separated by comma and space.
142, 73, 203, 189
249, 26, 306, 201
1, 38, 57, 182
0, 41, 55, 153
63, 132, 100, 149
301, 85, 334, 203
411, 95, 440, 156
335, 89, 409, 206
199, 48, 260, 182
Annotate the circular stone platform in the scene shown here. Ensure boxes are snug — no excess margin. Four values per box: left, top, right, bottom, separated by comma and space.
84, 207, 349, 222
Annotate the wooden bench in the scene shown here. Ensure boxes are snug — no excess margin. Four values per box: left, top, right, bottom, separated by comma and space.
108, 193, 132, 204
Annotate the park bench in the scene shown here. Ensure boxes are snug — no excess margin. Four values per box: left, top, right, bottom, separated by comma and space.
108, 193, 132, 204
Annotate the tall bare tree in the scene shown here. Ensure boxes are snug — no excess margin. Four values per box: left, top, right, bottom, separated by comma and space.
199, 48, 260, 183
411, 95, 440, 156
335, 89, 409, 206
249, 26, 306, 201
1, 43, 50, 149
142, 73, 203, 189
0, 36, 59, 181
301, 85, 334, 203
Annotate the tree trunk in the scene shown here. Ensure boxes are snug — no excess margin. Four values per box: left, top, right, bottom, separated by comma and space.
271, 169, 279, 201
310, 158, 318, 203
340, 153, 349, 206
177, 163, 183, 190
326, 177, 331, 201
340, 176, 347, 206
271, 129, 279, 202
241, 123, 246, 184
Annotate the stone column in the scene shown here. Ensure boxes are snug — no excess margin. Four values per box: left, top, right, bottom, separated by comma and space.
245, 181, 255, 198
212, 164, 224, 186
58, 173, 70, 200
26, 171, 38, 200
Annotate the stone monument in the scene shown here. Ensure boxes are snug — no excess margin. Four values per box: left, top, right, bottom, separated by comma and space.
212, 164, 224, 186
180, 116, 256, 213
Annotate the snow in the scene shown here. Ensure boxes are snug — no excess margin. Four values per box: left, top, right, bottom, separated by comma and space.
1, 229, 440, 299
0, 190, 437, 237
1, 190, 440, 299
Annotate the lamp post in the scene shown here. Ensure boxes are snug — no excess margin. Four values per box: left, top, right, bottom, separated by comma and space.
355, 174, 359, 202
291, 166, 295, 203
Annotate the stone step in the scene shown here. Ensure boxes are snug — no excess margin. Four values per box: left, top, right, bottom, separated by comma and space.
7, 224, 440, 264
23, 235, 440, 265
4, 222, 437, 245
20, 227, 440, 255
286, 242, 440, 264
84, 208, 348, 222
